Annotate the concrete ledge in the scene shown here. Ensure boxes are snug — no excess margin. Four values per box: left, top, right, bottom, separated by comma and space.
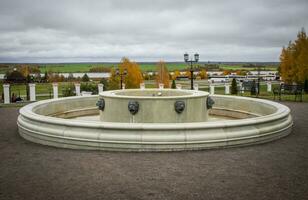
17, 94, 293, 151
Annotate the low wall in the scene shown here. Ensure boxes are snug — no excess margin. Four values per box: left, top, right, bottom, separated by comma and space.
17, 94, 293, 151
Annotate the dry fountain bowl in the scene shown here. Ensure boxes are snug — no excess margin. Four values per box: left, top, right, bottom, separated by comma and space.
17, 89, 293, 151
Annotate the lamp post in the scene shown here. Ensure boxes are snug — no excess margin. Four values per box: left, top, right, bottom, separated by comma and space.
256, 63, 260, 97
184, 53, 199, 90
116, 68, 127, 89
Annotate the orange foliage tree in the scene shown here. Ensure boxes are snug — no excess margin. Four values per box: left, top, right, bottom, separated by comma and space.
280, 28, 308, 84
109, 57, 143, 89
198, 69, 207, 79
172, 70, 181, 80
223, 70, 230, 75
185, 70, 191, 79
156, 61, 170, 88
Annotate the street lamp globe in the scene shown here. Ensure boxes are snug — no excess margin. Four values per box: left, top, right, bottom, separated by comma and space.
184, 53, 189, 62
194, 53, 199, 62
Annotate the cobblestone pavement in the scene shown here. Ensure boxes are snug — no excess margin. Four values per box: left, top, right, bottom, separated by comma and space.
0, 102, 307, 200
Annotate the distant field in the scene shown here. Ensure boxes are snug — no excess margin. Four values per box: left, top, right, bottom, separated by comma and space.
218, 64, 277, 71
39, 63, 190, 72
0, 62, 278, 74
39, 63, 278, 72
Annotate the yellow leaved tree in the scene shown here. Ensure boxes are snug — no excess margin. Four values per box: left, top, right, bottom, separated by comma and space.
108, 57, 143, 89
280, 28, 308, 84
156, 61, 170, 88
198, 69, 207, 79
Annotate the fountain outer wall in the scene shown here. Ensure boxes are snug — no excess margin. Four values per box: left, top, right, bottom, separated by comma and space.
17, 94, 293, 152
99, 89, 209, 123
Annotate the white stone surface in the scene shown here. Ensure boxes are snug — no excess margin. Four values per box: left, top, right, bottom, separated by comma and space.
210, 85, 215, 95
75, 83, 81, 96
17, 94, 293, 151
81, 91, 92, 96
239, 82, 244, 94
267, 82, 272, 92
52, 83, 58, 99
29, 83, 36, 101
99, 89, 209, 123
140, 83, 145, 90
98, 84, 104, 93
3, 84, 10, 104
194, 84, 199, 91
225, 84, 230, 94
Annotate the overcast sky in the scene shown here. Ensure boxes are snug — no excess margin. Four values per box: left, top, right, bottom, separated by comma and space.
0, 0, 307, 63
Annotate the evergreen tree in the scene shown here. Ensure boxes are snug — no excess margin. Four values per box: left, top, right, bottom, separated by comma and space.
231, 78, 238, 95
250, 80, 257, 95
171, 79, 176, 89
304, 79, 308, 94
82, 73, 90, 82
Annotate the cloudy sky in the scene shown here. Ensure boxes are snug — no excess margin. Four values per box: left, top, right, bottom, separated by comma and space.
0, 0, 307, 63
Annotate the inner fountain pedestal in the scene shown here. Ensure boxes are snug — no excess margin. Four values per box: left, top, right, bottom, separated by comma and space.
98, 89, 210, 123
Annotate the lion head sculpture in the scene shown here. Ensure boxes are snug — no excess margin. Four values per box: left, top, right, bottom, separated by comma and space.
128, 101, 139, 115
174, 101, 185, 114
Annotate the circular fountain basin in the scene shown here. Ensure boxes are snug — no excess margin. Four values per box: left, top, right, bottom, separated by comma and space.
99, 89, 209, 123
17, 90, 293, 151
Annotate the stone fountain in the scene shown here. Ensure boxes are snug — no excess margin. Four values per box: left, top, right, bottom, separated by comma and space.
17, 89, 293, 151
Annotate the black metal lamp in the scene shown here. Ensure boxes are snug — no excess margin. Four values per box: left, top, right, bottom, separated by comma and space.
184, 53, 189, 62
194, 53, 199, 62
184, 52, 199, 90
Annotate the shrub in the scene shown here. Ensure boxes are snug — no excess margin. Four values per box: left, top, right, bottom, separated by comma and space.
250, 80, 257, 95
81, 83, 98, 94
171, 79, 176, 89
231, 78, 238, 95
62, 84, 75, 97
304, 79, 308, 94
100, 78, 109, 91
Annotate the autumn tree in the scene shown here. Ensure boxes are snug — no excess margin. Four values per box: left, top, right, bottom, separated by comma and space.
185, 70, 191, 79
223, 70, 231, 75
156, 61, 170, 88
198, 69, 207, 79
172, 70, 181, 80
108, 57, 143, 89
280, 28, 308, 84
108, 68, 120, 89
121, 57, 143, 88
18, 65, 41, 78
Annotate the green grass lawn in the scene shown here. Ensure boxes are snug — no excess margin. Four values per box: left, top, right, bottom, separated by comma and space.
38, 63, 190, 73
39, 63, 114, 73
218, 64, 277, 71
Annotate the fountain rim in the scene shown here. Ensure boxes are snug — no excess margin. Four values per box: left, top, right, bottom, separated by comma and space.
99, 88, 209, 100
19, 94, 290, 130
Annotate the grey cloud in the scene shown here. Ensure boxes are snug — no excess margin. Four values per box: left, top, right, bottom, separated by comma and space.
0, 0, 307, 62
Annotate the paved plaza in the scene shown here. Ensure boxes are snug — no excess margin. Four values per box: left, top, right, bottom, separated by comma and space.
0, 102, 307, 200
